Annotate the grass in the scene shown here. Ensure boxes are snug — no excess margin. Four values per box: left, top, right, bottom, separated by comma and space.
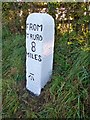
0, 11, 2, 119
2, 26, 90, 119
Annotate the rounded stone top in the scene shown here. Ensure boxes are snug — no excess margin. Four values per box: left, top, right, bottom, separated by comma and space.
26, 13, 54, 25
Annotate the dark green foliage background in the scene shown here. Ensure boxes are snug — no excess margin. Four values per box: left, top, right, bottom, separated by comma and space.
2, 2, 90, 119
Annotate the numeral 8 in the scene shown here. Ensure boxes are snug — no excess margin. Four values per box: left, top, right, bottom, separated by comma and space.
31, 41, 36, 52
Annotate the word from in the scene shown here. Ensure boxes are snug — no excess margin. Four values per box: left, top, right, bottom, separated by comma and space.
27, 52, 42, 62
26, 23, 43, 31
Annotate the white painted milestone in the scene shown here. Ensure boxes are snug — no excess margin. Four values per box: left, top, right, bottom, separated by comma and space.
26, 13, 55, 96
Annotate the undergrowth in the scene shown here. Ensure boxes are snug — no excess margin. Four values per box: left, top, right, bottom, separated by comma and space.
2, 26, 90, 119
